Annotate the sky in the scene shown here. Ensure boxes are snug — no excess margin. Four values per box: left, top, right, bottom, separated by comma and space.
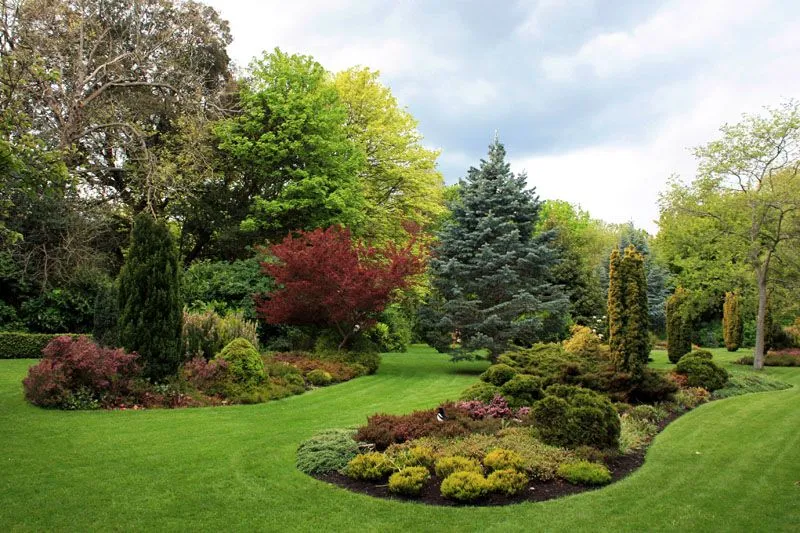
203, 0, 800, 233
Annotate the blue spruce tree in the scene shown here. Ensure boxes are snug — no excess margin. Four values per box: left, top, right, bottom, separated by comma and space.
422, 139, 568, 361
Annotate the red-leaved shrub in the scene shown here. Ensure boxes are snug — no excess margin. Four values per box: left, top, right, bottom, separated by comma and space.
23, 336, 140, 408
180, 357, 231, 395
271, 352, 359, 381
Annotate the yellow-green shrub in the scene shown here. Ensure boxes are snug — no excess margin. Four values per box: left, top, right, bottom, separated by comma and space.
440, 471, 490, 501
434, 456, 482, 478
487, 468, 529, 495
345, 452, 393, 481
483, 448, 525, 472
388, 466, 430, 496
557, 460, 611, 485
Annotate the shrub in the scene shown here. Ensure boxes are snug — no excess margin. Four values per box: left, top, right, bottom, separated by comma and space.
676, 354, 728, 391
271, 353, 361, 381
619, 415, 658, 454
562, 325, 603, 359
180, 357, 230, 396
483, 449, 525, 472
22, 336, 139, 408
531, 385, 620, 450
627, 404, 669, 424
557, 460, 611, 485
440, 471, 489, 501
735, 350, 800, 367
625, 368, 678, 404
722, 291, 743, 351
454, 395, 512, 419
666, 287, 691, 363
345, 452, 393, 481
320, 350, 381, 375
306, 369, 333, 386
388, 466, 430, 496
459, 381, 500, 402
500, 374, 544, 407
92, 283, 119, 348
685, 349, 713, 360
296, 428, 359, 475
712, 372, 791, 399
497, 343, 591, 382
674, 387, 711, 409
434, 456, 482, 478
487, 469, 529, 496
368, 304, 413, 353
215, 338, 265, 387
0, 332, 89, 359
480, 364, 518, 386
386, 444, 437, 470
182, 309, 260, 360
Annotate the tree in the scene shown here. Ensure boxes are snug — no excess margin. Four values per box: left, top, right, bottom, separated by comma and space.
256, 226, 425, 350
423, 139, 568, 361
722, 291, 743, 352
333, 67, 445, 242
118, 213, 183, 380
660, 100, 800, 369
666, 287, 691, 363
608, 245, 649, 374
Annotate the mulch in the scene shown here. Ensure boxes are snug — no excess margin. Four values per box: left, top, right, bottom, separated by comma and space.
311, 411, 682, 507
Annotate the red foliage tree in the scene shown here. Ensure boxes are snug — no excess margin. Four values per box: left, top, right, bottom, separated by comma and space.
256, 226, 425, 349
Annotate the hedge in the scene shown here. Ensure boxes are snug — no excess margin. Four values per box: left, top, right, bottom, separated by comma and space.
0, 333, 91, 359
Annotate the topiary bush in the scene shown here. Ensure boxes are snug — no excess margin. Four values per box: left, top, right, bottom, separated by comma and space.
557, 460, 611, 485
214, 338, 265, 387
500, 374, 544, 407
480, 364, 518, 386
296, 428, 359, 475
675, 353, 728, 391
306, 369, 333, 386
434, 456, 483, 478
459, 381, 500, 402
345, 452, 393, 481
388, 466, 430, 496
666, 287, 691, 363
440, 471, 490, 501
531, 385, 620, 450
487, 468, 529, 495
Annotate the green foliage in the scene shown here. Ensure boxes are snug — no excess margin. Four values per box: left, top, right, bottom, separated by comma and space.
619, 414, 659, 454
608, 245, 650, 374
676, 353, 728, 391
306, 369, 333, 386
0, 332, 89, 359
500, 374, 544, 407
367, 304, 414, 353
666, 287, 692, 363
215, 338, 265, 387
20, 287, 96, 334
439, 471, 490, 501
674, 387, 711, 409
687, 349, 713, 360
182, 309, 259, 360
423, 139, 568, 361
487, 469, 529, 496
388, 466, 430, 496
531, 385, 621, 450
557, 461, 612, 485
434, 456, 483, 478
296, 428, 359, 475
92, 283, 119, 348
483, 449, 525, 472
562, 325, 603, 359
182, 257, 273, 321
459, 381, 500, 402
118, 214, 183, 381
345, 452, 393, 481
480, 364, 518, 386
722, 292, 743, 351
712, 372, 791, 399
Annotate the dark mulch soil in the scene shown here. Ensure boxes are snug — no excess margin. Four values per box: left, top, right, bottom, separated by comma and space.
312, 411, 683, 507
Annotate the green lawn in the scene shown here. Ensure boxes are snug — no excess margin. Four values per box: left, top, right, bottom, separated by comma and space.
1, 346, 798, 532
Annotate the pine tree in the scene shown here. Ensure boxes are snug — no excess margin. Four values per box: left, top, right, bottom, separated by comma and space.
722, 291, 743, 352
422, 139, 568, 361
608, 245, 650, 374
666, 286, 691, 363
118, 213, 183, 381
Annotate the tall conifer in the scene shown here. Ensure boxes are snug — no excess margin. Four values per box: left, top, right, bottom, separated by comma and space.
722, 291, 743, 352
666, 286, 691, 363
608, 245, 649, 374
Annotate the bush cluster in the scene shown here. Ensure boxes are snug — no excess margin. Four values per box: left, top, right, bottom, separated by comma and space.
675, 352, 728, 391
388, 466, 430, 496
486, 469, 529, 496
557, 460, 611, 485
483, 449, 525, 472
296, 428, 359, 475
345, 452, 393, 481
306, 369, 333, 386
531, 385, 620, 450
0, 332, 89, 359
434, 456, 482, 478
271, 352, 366, 381
439, 471, 490, 501
182, 309, 259, 360
480, 364, 517, 386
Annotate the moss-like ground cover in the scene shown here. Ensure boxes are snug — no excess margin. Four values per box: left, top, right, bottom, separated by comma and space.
1, 346, 798, 532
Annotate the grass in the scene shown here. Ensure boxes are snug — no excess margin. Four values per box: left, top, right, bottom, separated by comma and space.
1, 345, 799, 532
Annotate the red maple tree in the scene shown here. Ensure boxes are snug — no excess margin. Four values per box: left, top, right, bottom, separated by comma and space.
256, 226, 425, 349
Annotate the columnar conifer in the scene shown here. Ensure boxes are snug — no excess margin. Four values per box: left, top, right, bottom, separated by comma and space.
666, 287, 691, 363
722, 291, 743, 352
607, 245, 649, 374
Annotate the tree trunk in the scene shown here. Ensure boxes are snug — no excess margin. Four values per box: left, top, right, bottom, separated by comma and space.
753, 268, 768, 370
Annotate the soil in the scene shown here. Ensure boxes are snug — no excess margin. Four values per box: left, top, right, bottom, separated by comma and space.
311, 412, 682, 507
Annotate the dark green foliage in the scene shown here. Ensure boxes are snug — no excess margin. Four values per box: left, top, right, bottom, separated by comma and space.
368, 304, 414, 353
423, 139, 568, 361
500, 374, 545, 407
666, 287, 692, 363
497, 343, 593, 383
118, 214, 183, 381
182, 257, 273, 321
608, 245, 650, 374
686, 349, 713, 360
459, 381, 500, 402
20, 287, 96, 334
0, 332, 89, 358
388, 467, 430, 496
676, 353, 728, 391
722, 291, 743, 352
215, 338, 265, 387
296, 428, 359, 475
92, 283, 119, 348
557, 460, 612, 485
480, 364, 518, 386
531, 385, 620, 450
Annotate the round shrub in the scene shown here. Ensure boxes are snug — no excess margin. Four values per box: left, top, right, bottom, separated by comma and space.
296, 428, 359, 475
306, 369, 333, 386
562, 325, 602, 358
459, 381, 500, 402
389, 444, 437, 470
483, 449, 525, 472
434, 456, 483, 478
531, 385, 620, 450
500, 374, 544, 407
440, 471, 490, 501
557, 460, 612, 485
487, 468, 529, 496
388, 466, 430, 496
345, 452, 393, 481
676, 354, 728, 391
214, 338, 265, 386
686, 349, 713, 360
480, 364, 518, 386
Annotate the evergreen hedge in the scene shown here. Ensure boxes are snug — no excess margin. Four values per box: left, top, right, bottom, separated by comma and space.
0, 332, 90, 358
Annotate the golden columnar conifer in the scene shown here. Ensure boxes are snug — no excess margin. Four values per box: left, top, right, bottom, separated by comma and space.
666, 287, 692, 363
608, 245, 650, 374
722, 291, 743, 352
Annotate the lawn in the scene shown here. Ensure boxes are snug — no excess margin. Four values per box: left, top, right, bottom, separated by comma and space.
1, 345, 798, 532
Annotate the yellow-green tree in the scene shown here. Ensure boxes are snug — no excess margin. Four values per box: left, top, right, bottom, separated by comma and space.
722, 291, 743, 352
608, 245, 650, 374
666, 287, 691, 363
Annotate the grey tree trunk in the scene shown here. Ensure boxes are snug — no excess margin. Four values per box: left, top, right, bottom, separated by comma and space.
753, 269, 768, 370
